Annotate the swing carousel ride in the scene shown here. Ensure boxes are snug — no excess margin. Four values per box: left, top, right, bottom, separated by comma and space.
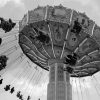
0, 4, 100, 100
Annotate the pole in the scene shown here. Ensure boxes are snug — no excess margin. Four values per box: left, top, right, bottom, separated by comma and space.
47, 61, 72, 100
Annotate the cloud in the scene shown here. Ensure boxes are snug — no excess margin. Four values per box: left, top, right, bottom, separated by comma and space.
0, 0, 24, 8
76, 0, 100, 14
75, 0, 91, 5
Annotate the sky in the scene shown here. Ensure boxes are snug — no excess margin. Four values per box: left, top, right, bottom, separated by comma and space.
0, 0, 100, 25
0, 0, 100, 100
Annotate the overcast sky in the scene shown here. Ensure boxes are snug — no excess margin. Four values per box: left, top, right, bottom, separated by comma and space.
0, 0, 100, 25
0, 0, 100, 100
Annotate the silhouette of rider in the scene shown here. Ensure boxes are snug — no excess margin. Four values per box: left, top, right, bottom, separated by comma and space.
17, 91, 21, 98
0, 17, 16, 33
0, 55, 8, 71
33, 27, 50, 45
66, 67, 74, 74
27, 96, 31, 100
0, 38, 2, 45
10, 87, 15, 94
71, 19, 82, 35
19, 94, 23, 100
4, 85, 10, 91
64, 53, 77, 66
0, 79, 3, 85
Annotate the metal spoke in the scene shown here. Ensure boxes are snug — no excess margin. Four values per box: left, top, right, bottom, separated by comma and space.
27, 50, 47, 64
44, 6, 48, 20
74, 22, 96, 53
32, 27, 51, 58
30, 49, 46, 62
91, 23, 100, 47
24, 35, 32, 44
60, 9, 73, 59
42, 45, 51, 58
24, 35, 48, 60
74, 38, 87, 53
48, 24, 56, 58
26, 53, 45, 67
91, 23, 96, 36
32, 43, 48, 60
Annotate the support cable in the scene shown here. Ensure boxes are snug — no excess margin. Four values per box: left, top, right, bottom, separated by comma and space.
39, 71, 47, 90
28, 70, 41, 99
22, 66, 38, 96
15, 63, 32, 92
26, 67, 39, 97
82, 79, 90, 100
2, 46, 20, 58
71, 78, 75, 100
0, 53, 24, 76
75, 78, 79, 100
23, 68, 36, 95
1, 30, 19, 38
1, 35, 18, 48
10, 61, 28, 86
30, 71, 48, 99
1, 47, 22, 74
36, 72, 48, 98
79, 78, 83, 100
32, 69, 41, 87
35, 71, 43, 85
0, 45, 19, 56
92, 75, 100, 90
13, 63, 30, 88
28, 68, 39, 98
22, 66, 39, 95
91, 76, 100, 97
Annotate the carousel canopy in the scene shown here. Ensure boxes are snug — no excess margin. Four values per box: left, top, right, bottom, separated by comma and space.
19, 5, 100, 77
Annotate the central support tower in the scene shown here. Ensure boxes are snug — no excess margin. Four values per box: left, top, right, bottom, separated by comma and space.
47, 61, 72, 100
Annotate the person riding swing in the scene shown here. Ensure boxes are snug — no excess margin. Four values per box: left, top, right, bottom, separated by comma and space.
0, 17, 16, 33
